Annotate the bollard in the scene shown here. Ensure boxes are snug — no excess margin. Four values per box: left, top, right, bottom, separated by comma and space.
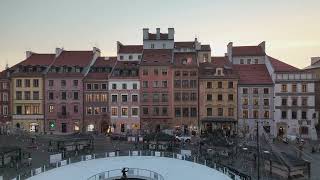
43, 165, 46, 172
140, 150, 142, 156
193, 157, 196, 163
68, 158, 71, 164
204, 160, 207, 166
31, 169, 33, 176
214, 163, 216, 169
56, 162, 58, 168
172, 153, 174, 158
129, 150, 131, 156
105, 152, 108, 158
93, 154, 96, 159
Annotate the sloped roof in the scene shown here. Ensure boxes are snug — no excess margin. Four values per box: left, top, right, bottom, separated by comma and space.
173, 52, 197, 67
19, 53, 55, 66
211, 56, 232, 67
141, 49, 172, 66
84, 57, 117, 80
268, 56, 299, 72
199, 56, 238, 79
118, 45, 143, 54
234, 64, 273, 85
52, 51, 94, 67
0, 70, 8, 79
232, 46, 265, 56
174, 42, 195, 49
93, 57, 117, 67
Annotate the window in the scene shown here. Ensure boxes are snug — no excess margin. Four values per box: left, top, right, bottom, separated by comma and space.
253, 88, 259, 94
218, 108, 223, 116
122, 83, 127, 90
25, 79, 30, 87
94, 107, 99, 115
174, 80, 181, 88
281, 111, 287, 119
242, 98, 248, 105
228, 82, 233, 88
153, 81, 159, 88
33, 91, 39, 100
132, 83, 138, 89
122, 95, 128, 102
228, 108, 234, 117
247, 59, 251, 64
74, 105, 79, 113
162, 107, 168, 116
153, 94, 160, 102
175, 108, 181, 117
240, 59, 244, 64
94, 84, 99, 90
253, 110, 259, 119
292, 98, 297, 106
182, 71, 188, 76
182, 92, 189, 101
61, 80, 66, 86
207, 82, 212, 88
190, 80, 197, 88
49, 105, 54, 113
302, 84, 307, 92
2, 82, 8, 89
218, 94, 223, 101
49, 80, 54, 87
264, 88, 269, 94
190, 92, 197, 101
61, 92, 67, 100
111, 107, 118, 116
216, 69, 222, 76
183, 108, 189, 117
281, 84, 287, 92
264, 111, 269, 118
292, 111, 297, 119
300, 126, 308, 135
132, 95, 138, 102
129, 55, 133, 60
228, 94, 233, 101
16, 79, 22, 87
153, 107, 160, 116
175, 71, 181, 76
207, 108, 212, 116
2, 93, 8, 101
132, 108, 139, 116
162, 43, 166, 49
154, 69, 159, 75
138, 55, 142, 60
112, 84, 117, 90
49, 92, 54, 100
101, 94, 107, 102
101, 84, 107, 90
182, 80, 189, 88
207, 94, 212, 101
190, 107, 197, 117
162, 94, 168, 102
281, 98, 287, 106
190, 71, 197, 76
120, 56, 123, 60
24, 91, 31, 100
16, 106, 22, 115
253, 98, 259, 106
142, 81, 148, 88
111, 95, 118, 103
302, 111, 307, 119
243, 110, 248, 118
151, 44, 155, 49
162, 81, 167, 88
143, 107, 149, 115
87, 84, 92, 90
254, 59, 259, 64
15, 91, 22, 101
162, 69, 167, 75
73, 80, 78, 87
142, 94, 148, 102
73, 92, 79, 100
263, 99, 269, 106
3, 105, 8, 115
243, 88, 248, 94
218, 81, 223, 88
174, 93, 181, 101
203, 54, 209, 62
143, 69, 148, 76
292, 84, 297, 93
33, 79, 39, 87
302, 98, 308, 106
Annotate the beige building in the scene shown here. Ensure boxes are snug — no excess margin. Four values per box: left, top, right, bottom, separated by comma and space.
199, 57, 239, 136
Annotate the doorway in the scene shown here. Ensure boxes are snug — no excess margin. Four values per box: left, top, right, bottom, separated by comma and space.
62, 123, 67, 133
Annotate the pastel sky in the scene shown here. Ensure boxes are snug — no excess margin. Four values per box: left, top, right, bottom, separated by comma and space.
0, 0, 319, 70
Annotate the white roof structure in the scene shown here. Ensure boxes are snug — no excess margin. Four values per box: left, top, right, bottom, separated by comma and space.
27, 156, 232, 180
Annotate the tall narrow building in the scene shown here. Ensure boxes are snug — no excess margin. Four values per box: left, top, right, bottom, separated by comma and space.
0, 69, 11, 133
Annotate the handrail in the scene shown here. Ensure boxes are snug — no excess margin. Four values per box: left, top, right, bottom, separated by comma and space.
87, 168, 164, 180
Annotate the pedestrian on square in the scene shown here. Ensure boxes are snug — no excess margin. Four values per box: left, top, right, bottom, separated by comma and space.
28, 156, 32, 166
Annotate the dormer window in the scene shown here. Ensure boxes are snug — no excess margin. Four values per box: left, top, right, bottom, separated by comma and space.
163, 43, 166, 49
129, 55, 133, 60
120, 56, 123, 60
215, 68, 224, 76
240, 59, 244, 64
247, 59, 251, 64
203, 54, 209, 62
182, 59, 187, 65
138, 55, 142, 60
151, 44, 155, 49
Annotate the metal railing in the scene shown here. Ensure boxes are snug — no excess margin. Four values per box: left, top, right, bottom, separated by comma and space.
10, 150, 251, 180
87, 168, 164, 180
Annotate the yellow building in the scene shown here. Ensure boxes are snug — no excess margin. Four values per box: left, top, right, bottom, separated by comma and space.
199, 57, 239, 136
10, 53, 55, 133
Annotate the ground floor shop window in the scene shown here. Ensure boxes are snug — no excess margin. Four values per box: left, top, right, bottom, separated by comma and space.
29, 123, 39, 132
87, 124, 94, 132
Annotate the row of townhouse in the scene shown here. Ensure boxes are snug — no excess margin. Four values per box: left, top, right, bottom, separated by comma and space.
0, 28, 318, 139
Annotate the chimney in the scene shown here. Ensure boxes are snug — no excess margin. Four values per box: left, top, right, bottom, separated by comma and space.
143, 28, 149, 40
55, 48, 64, 58
26, 51, 33, 59
227, 42, 233, 62
194, 37, 201, 50
259, 41, 266, 52
156, 28, 160, 40
168, 28, 174, 40
116, 41, 123, 53
311, 57, 320, 65
93, 47, 101, 57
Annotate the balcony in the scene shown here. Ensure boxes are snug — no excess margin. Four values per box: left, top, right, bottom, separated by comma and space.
12, 114, 44, 120
57, 112, 70, 118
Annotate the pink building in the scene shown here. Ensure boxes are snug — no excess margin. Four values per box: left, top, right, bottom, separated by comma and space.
45, 48, 99, 134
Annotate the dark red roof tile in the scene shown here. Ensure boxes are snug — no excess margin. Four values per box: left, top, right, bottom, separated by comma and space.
141, 49, 172, 66
268, 56, 299, 72
173, 52, 197, 67
19, 53, 55, 66
234, 64, 273, 85
174, 42, 195, 49
93, 57, 117, 67
52, 51, 94, 67
118, 45, 143, 54
232, 46, 265, 56
199, 56, 238, 79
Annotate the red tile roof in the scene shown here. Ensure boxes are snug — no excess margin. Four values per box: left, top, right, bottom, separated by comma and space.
85, 57, 117, 80
234, 64, 273, 85
174, 42, 195, 49
211, 56, 232, 67
0, 70, 8, 79
141, 49, 173, 66
232, 46, 265, 56
118, 45, 143, 54
199, 56, 238, 79
148, 33, 169, 40
52, 51, 94, 67
173, 52, 197, 67
268, 56, 299, 72
93, 57, 117, 67
19, 53, 55, 66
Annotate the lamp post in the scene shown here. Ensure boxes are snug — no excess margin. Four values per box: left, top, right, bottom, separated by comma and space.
256, 120, 260, 180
